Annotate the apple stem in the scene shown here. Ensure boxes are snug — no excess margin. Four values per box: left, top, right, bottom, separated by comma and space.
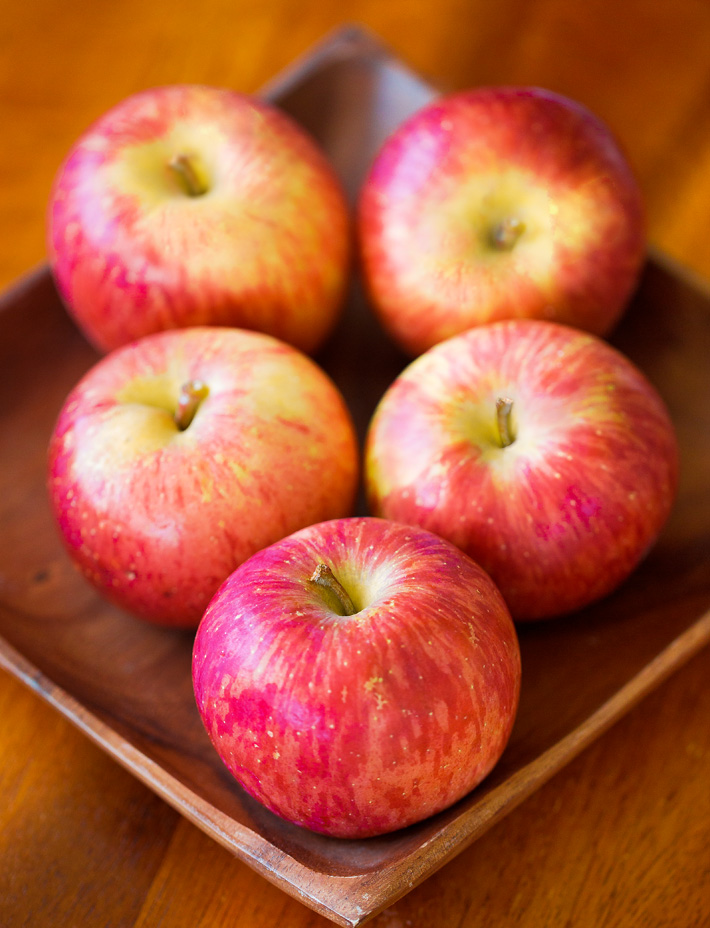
168, 153, 209, 197
309, 564, 357, 616
496, 396, 515, 448
490, 217, 525, 250
175, 379, 209, 430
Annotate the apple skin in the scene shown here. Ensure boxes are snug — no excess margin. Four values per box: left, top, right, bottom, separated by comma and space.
47, 84, 350, 355
365, 320, 679, 621
192, 516, 520, 839
358, 86, 645, 357
47, 326, 359, 628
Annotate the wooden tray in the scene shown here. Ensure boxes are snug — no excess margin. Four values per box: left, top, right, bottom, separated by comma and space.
1, 25, 710, 927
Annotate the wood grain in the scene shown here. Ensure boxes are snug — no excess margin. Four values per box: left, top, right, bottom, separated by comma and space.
2, 3, 710, 927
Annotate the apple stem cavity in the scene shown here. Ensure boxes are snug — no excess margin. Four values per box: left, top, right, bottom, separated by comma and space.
309, 563, 357, 616
490, 217, 525, 250
175, 379, 210, 431
496, 396, 516, 448
168, 153, 209, 197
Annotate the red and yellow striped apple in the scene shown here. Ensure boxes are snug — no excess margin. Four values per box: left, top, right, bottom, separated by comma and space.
358, 86, 645, 357
47, 327, 359, 628
48, 84, 350, 355
192, 517, 521, 838
365, 320, 679, 621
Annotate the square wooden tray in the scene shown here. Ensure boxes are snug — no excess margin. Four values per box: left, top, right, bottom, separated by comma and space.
1, 25, 710, 927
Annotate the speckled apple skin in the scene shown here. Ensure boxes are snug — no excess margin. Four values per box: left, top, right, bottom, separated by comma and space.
47, 327, 359, 628
365, 320, 679, 621
48, 84, 350, 355
192, 517, 521, 838
358, 86, 645, 356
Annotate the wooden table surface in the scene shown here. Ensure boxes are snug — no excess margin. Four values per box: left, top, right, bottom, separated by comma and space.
2, 1, 710, 926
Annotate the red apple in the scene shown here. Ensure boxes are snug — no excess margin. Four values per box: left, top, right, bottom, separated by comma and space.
47, 84, 350, 355
192, 516, 521, 838
358, 86, 645, 357
47, 326, 359, 628
365, 320, 678, 621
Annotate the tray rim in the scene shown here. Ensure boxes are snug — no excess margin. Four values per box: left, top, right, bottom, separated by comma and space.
3, 24, 710, 927
2, 564, 710, 926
